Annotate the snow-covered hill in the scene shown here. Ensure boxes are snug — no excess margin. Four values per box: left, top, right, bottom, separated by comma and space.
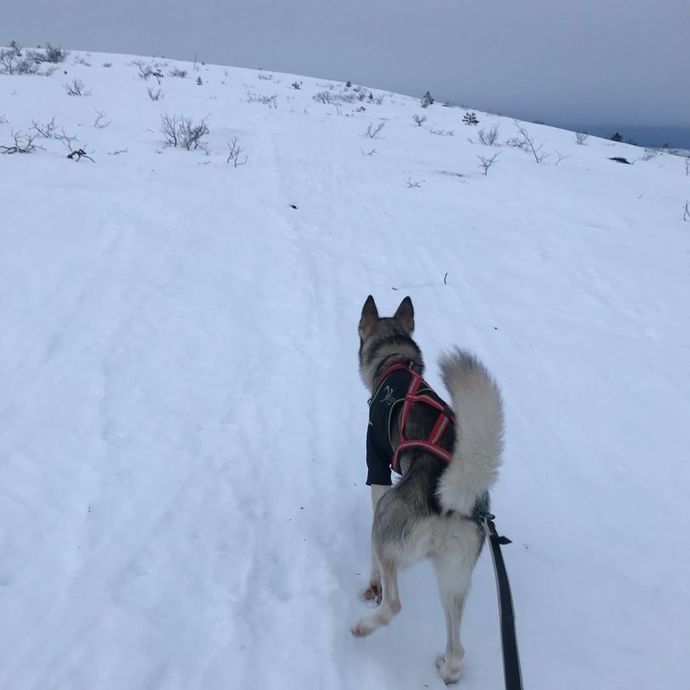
1, 47, 689, 690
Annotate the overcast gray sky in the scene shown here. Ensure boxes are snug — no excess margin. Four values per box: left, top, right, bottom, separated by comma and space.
4, 1, 689, 136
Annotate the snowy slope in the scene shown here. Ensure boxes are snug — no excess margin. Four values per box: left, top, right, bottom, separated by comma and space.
1, 49, 689, 690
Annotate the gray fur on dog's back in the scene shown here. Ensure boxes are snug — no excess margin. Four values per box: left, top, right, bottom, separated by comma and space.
438, 349, 505, 515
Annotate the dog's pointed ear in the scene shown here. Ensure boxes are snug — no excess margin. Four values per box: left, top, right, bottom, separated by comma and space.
359, 295, 379, 338
393, 296, 414, 333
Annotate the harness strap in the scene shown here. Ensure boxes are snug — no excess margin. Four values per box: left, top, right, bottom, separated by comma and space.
386, 366, 455, 472
481, 513, 523, 690
392, 440, 453, 468
373, 361, 418, 389
398, 374, 423, 435
429, 412, 451, 444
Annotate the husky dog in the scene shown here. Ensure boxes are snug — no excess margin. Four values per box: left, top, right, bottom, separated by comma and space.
351, 295, 504, 685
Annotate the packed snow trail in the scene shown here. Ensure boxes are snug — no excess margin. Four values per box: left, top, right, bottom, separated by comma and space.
1, 51, 689, 690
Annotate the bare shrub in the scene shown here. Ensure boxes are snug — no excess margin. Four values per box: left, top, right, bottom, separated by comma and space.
477, 152, 500, 175
513, 121, 548, 163
93, 109, 111, 129
429, 128, 454, 136
314, 89, 380, 105
477, 124, 500, 146
313, 90, 332, 104
685, 156, 690, 176
5, 40, 22, 57
42, 43, 69, 63
554, 151, 569, 165
365, 122, 385, 138
147, 86, 164, 101
31, 116, 59, 138
412, 114, 426, 127
133, 59, 152, 80
257, 71, 273, 80
359, 148, 377, 156
405, 176, 425, 188
226, 137, 248, 167
55, 129, 78, 150
640, 148, 658, 162
168, 67, 187, 78
64, 78, 90, 96
354, 85, 381, 103
575, 132, 589, 145
684, 201, 689, 222
505, 136, 529, 151
160, 114, 209, 151
421, 91, 434, 108
102, 62, 112, 68
32, 117, 81, 149
0, 44, 42, 75
72, 55, 91, 67
1, 131, 38, 154
247, 91, 277, 108
314, 86, 381, 105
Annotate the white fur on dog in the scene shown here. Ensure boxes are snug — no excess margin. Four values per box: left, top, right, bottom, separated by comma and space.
437, 349, 505, 515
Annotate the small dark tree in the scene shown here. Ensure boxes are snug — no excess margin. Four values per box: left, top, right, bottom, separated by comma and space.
610, 132, 623, 142
463, 112, 479, 126
421, 91, 434, 108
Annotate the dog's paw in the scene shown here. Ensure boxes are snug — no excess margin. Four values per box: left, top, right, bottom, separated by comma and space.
436, 654, 464, 685
350, 617, 377, 638
360, 580, 382, 606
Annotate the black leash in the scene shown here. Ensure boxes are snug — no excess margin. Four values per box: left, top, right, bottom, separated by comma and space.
481, 513, 524, 690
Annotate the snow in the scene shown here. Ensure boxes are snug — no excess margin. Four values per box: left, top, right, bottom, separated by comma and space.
1, 49, 689, 690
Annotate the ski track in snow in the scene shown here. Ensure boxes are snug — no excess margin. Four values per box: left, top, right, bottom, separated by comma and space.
1, 50, 689, 690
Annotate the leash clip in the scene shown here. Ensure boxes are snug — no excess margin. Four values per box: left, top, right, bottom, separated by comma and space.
480, 512, 512, 544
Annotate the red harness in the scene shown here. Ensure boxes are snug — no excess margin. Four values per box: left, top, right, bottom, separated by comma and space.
376, 363, 455, 473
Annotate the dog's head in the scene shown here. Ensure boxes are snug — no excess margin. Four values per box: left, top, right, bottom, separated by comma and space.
358, 295, 422, 391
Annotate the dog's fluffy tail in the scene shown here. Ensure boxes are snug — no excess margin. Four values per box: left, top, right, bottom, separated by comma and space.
437, 348, 504, 515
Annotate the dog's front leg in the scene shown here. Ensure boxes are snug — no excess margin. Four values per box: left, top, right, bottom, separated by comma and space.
360, 484, 389, 605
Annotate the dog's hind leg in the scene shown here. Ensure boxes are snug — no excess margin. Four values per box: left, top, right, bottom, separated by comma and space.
433, 552, 472, 685
350, 554, 401, 637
